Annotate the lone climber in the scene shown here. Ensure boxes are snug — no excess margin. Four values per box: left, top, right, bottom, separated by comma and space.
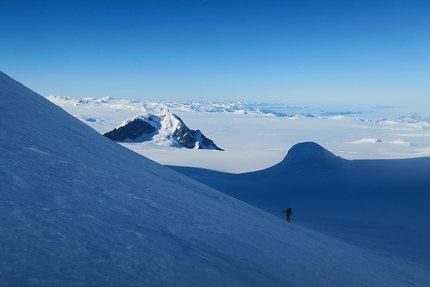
282, 207, 293, 222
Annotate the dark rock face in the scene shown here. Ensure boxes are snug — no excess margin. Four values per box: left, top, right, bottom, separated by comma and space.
175, 124, 224, 150
103, 118, 156, 141
190, 130, 223, 151
174, 123, 196, 148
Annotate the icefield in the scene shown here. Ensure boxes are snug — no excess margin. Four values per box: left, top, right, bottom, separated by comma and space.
47, 95, 430, 173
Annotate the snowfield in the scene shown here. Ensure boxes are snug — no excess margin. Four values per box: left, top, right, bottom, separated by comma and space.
2, 73, 430, 286
169, 142, 430, 266
47, 95, 430, 173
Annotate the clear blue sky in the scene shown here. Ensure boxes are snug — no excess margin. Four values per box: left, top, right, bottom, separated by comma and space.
1, 0, 429, 106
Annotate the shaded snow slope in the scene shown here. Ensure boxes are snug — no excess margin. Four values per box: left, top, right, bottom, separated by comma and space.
103, 110, 223, 150
1, 71, 430, 286
169, 142, 430, 266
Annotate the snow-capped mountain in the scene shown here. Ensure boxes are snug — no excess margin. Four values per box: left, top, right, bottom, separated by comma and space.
393, 113, 430, 129
3, 71, 430, 285
103, 110, 224, 150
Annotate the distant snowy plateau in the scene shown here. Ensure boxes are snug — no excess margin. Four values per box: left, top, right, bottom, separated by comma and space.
47, 95, 430, 172
1, 71, 430, 286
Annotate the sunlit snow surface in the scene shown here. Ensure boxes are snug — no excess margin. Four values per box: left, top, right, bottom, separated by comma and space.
47, 95, 430, 173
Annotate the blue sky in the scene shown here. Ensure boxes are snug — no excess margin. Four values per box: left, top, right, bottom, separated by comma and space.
1, 0, 429, 106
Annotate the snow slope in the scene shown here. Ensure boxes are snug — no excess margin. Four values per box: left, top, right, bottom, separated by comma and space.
2, 71, 430, 286
169, 142, 430, 266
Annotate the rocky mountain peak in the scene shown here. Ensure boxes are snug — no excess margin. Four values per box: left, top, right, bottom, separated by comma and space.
103, 110, 223, 151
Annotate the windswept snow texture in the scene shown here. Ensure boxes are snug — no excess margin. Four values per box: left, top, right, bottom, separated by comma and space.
103, 110, 223, 150
2, 73, 430, 286
169, 142, 430, 266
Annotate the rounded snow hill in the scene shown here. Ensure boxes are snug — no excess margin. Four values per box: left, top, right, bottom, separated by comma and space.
280, 142, 346, 169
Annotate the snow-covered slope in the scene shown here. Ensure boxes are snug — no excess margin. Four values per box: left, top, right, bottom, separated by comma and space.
103, 110, 223, 150
169, 142, 430, 266
2, 72, 430, 286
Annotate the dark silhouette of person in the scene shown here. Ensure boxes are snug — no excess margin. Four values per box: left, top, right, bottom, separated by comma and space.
282, 208, 293, 222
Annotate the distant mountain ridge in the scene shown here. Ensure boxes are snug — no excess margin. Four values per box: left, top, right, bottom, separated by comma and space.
47, 96, 430, 127
103, 110, 224, 150
46, 95, 315, 117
